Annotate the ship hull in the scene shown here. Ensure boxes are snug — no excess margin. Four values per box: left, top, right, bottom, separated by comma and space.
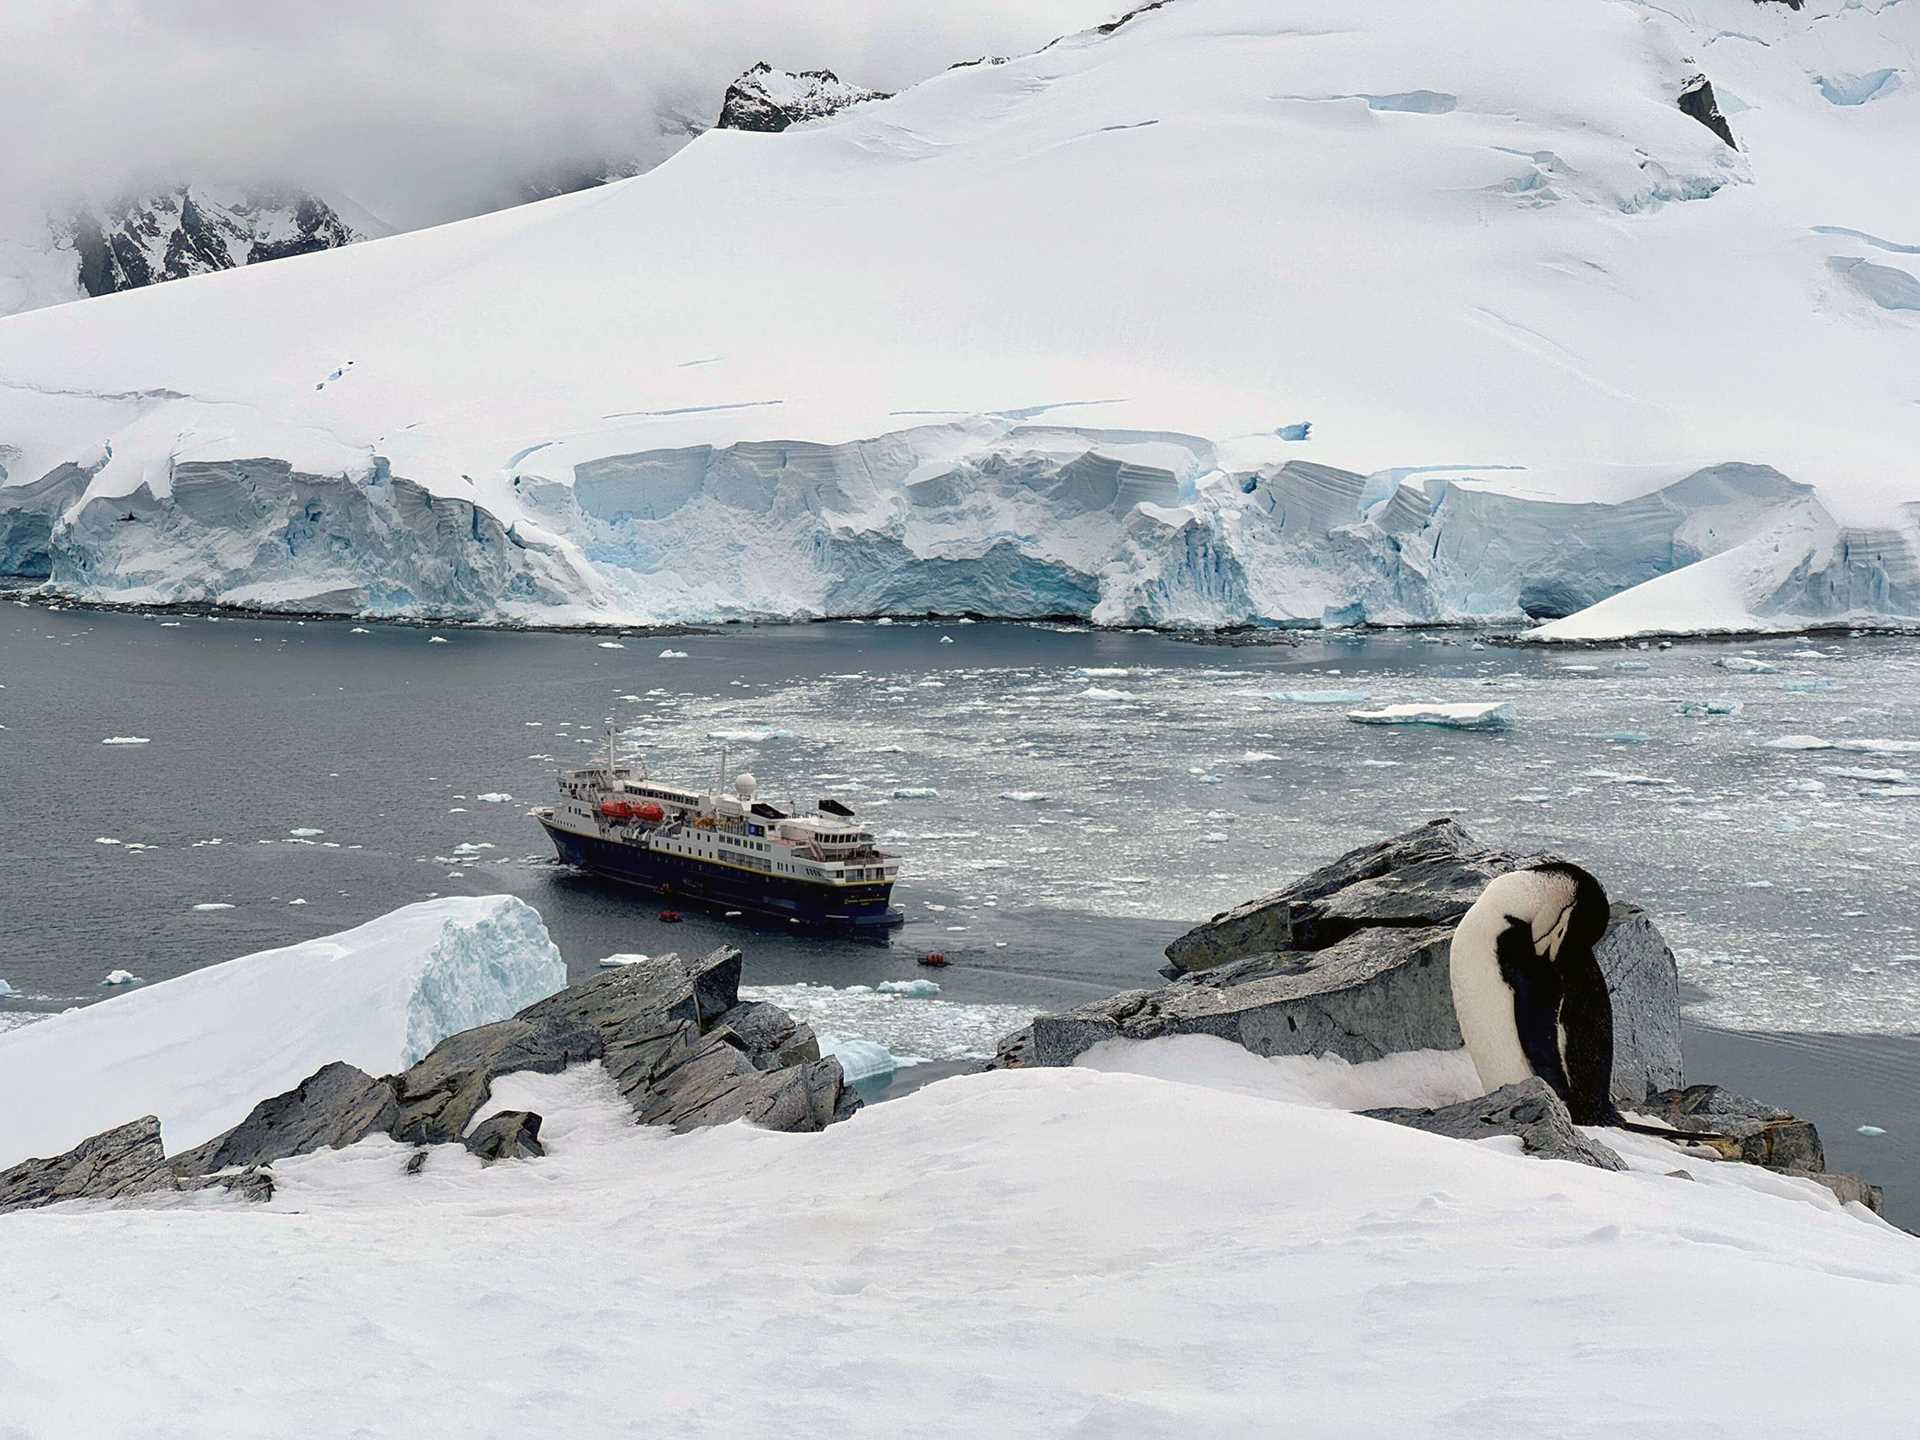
540, 820, 902, 930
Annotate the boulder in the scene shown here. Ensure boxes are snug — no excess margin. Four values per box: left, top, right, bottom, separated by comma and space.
181, 1166, 275, 1203
1161, 820, 1507, 973
464, 1111, 545, 1163
1364, 1079, 1628, 1172
1642, 1085, 1824, 1172
1032, 924, 1460, 1067
171, 1061, 399, 1176
0, 1115, 174, 1214
1026, 822, 1683, 1107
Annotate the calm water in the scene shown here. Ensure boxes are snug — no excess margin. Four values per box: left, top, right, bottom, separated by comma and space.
1, 603, 1915, 1214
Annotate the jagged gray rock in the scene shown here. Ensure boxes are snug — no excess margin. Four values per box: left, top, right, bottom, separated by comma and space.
1364, 1079, 1629, 1171
0, 1116, 174, 1214
171, 1061, 399, 1176
715, 62, 889, 133
1678, 74, 1738, 150
393, 946, 855, 1142
391, 1012, 601, 1145
1162, 819, 1514, 973
1643, 1085, 1824, 1171
465, 1111, 545, 1163
1033, 923, 1460, 1067
1027, 821, 1682, 1107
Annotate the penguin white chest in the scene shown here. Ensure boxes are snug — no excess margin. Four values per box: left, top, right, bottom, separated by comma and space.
1448, 870, 1574, 1092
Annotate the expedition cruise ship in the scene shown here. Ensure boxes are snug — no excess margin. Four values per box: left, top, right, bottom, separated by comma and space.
533, 741, 902, 930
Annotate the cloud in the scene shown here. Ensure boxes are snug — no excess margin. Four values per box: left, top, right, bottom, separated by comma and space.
2, 0, 1116, 231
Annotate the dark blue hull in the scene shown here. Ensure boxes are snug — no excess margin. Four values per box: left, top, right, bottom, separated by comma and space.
540, 820, 903, 930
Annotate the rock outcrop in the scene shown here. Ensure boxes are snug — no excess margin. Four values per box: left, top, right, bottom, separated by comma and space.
1678, 75, 1738, 150
715, 63, 889, 133
465, 1111, 545, 1163
170, 1061, 400, 1176
1364, 1079, 1628, 1172
71, 186, 360, 299
1019, 820, 1682, 1108
1, 946, 856, 1214
0, 1117, 174, 1213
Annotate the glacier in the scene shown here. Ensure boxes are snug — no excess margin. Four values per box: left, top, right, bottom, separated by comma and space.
2, 0, 1918, 638
0, 896, 565, 1168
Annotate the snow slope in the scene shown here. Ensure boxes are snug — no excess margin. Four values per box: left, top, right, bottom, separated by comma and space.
1, 0, 1917, 634
0, 896, 564, 1168
4, 1042, 1913, 1437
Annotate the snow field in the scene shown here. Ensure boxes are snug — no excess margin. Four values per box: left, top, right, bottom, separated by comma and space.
4, 1040, 1914, 1438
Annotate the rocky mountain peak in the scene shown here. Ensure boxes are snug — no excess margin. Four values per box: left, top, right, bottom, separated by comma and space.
715, 61, 890, 133
68, 184, 360, 299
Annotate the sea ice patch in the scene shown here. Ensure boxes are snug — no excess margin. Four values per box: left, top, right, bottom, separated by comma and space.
1347, 702, 1512, 730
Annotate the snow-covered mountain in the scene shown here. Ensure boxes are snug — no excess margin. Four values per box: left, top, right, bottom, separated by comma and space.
72, 186, 366, 296
715, 63, 891, 132
1, 0, 1916, 637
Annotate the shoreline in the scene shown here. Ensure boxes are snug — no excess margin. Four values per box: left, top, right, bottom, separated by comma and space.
8, 585, 1918, 648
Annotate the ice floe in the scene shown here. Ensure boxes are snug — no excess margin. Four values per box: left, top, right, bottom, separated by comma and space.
1346, 702, 1512, 730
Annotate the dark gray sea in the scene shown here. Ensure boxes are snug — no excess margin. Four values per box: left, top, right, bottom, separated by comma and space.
1, 603, 1914, 1218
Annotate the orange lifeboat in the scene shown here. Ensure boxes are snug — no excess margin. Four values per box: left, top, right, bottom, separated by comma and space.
598, 798, 635, 820
635, 801, 665, 823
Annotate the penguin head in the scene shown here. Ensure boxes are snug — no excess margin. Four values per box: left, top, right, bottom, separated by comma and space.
1522, 860, 1610, 958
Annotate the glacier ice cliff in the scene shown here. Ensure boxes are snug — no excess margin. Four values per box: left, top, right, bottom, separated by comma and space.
6, 419, 1915, 637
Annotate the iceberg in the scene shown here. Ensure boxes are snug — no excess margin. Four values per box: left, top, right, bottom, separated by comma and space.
819, 1036, 899, 1093
0, 895, 565, 1168
1715, 657, 1779, 674
1277, 689, 1371, 705
877, 979, 941, 999
1766, 736, 1920, 755
1678, 699, 1743, 717
1346, 702, 1512, 730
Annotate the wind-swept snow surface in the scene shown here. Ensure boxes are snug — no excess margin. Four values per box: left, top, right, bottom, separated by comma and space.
4, 1047, 1915, 1436
0, 896, 564, 1168
2, 0, 1917, 633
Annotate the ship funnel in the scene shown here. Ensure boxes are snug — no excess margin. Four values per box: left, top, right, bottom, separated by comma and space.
734, 772, 758, 800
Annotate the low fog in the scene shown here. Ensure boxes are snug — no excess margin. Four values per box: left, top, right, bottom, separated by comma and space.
3, 0, 1117, 231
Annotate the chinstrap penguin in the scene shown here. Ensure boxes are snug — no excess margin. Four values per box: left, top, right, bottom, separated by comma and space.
1450, 860, 1719, 1141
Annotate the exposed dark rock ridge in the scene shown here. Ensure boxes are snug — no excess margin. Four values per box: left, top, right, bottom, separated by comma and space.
1678, 74, 1738, 149
71, 186, 359, 298
169, 1060, 400, 1175
0, 947, 856, 1215
716, 62, 890, 133
1364, 1079, 1628, 1172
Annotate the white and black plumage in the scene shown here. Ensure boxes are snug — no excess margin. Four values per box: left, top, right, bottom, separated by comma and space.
1449, 860, 1623, 1127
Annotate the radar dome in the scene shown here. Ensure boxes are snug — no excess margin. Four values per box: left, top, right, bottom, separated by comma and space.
734, 773, 758, 800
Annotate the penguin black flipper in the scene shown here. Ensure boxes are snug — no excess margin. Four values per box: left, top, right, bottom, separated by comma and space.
1494, 914, 1574, 1105
1556, 939, 1621, 1126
